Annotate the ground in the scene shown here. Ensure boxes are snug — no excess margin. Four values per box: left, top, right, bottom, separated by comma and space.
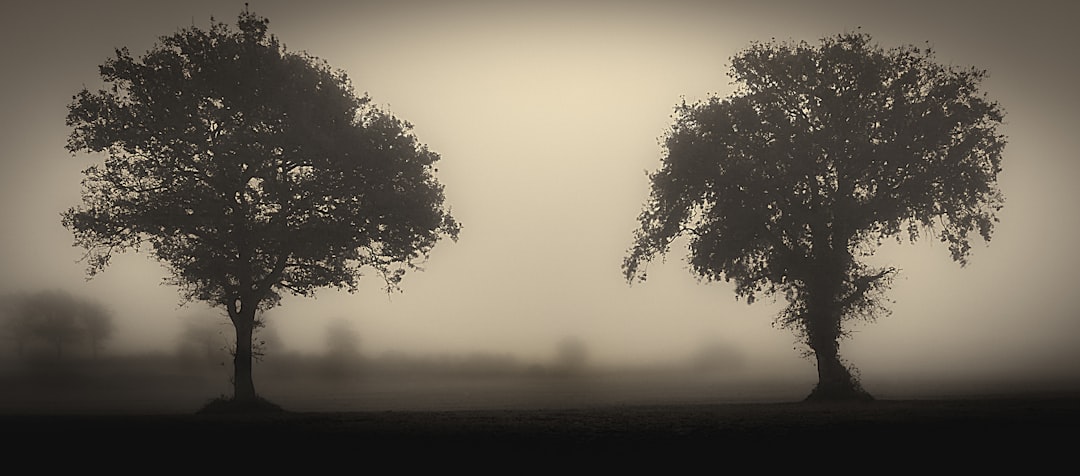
3, 397, 1077, 468
3, 357, 1077, 467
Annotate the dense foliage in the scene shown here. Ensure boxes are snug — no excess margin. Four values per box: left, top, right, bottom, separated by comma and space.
625, 32, 1005, 400
63, 12, 459, 401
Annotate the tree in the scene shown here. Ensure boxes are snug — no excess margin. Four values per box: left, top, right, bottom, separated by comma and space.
0, 294, 35, 357
324, 318, 361, 358
554, 336, 588, 375
321, 318, 362, 379
63, 11, 460, 404
176, 314, 229, 365
623, 32, 1005, 401
0, 290, 114, 359
75, 296, 113, 359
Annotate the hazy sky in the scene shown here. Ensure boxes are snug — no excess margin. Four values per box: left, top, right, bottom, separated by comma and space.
1, 0, 1078, 388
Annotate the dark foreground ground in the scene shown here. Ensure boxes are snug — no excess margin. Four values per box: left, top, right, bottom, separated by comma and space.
4, 396, 1078, 468
4, 357, 1078, 467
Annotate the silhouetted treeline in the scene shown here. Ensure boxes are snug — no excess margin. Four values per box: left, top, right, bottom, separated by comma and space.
0, 290, 114, 360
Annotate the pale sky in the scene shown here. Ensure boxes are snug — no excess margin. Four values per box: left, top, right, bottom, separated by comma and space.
1, 0, 1078, 392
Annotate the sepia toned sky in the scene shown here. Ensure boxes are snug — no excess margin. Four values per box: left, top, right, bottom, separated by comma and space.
1, 0, 1078, 390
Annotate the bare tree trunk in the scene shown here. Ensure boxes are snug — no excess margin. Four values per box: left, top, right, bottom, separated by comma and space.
806, 331, 869, 401
802, 264, 873, 402
231, 309, 257, 402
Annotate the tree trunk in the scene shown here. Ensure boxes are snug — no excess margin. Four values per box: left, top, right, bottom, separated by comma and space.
231, 310, 257, 402
802, 264, 873, 402
806, 332, 870, 402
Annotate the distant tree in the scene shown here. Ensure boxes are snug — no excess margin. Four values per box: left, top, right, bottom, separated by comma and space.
554, 336, 588, 374
30, 291, 84, 358
689, 340, 744, 373
77, 299, 113, 358
1, 290, 114, 359
252, 312, 283, 359
176, 314, 229, 364
324, 319, 361, 358
624, 32, 1006, 401
1, 294, 36, 357
63, 11, 460, 404
320, 318, 362, 379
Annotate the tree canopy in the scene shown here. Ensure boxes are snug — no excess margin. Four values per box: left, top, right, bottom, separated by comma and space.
63, 11, 459, 403
624, 32, 1005, 400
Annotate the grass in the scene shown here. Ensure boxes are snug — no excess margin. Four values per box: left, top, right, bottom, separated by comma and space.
4, 395, 1077, 464
3, 356, 1078, 467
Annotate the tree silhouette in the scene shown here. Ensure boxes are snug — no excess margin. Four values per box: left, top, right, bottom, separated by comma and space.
176, 314, 229, 365
624, 32, 1005, 401
324, 319, 361, 358
1, 290, 114, 359
1, 294, 35, 357
75, 296, 112, 359
63, 11, 459, 404
554, 336, 588, 375
321, 318, 362, 379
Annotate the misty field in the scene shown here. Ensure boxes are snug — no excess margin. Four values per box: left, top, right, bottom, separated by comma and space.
0, 352, 813, 414
2, 355, 1078, 467
6, 397, 1078, 463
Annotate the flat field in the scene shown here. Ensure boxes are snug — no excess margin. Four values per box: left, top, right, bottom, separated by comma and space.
3, 397, 1077, 469
2, 359, 1077, 467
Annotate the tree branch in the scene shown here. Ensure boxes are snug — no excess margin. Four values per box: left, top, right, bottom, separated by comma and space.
839, 267, 896, 312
